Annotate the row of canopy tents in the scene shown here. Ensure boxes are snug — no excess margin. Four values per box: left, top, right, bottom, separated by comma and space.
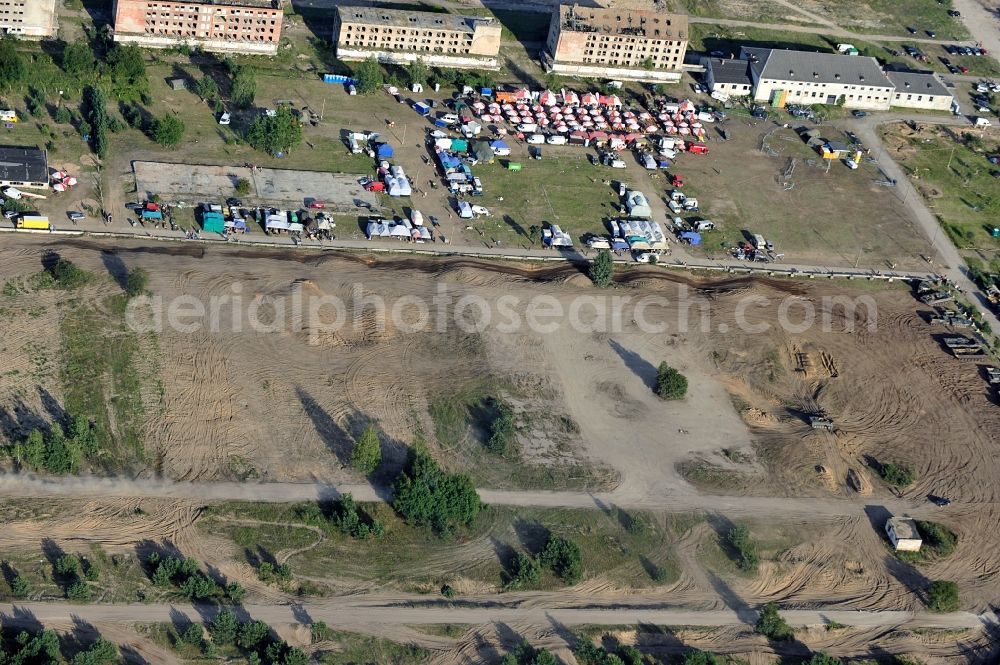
608, 218, 668, 251
380, 163, 412, 197
366, 217, 432, 242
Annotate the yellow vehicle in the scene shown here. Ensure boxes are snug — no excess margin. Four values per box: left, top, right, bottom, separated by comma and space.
15, 215, 50, 230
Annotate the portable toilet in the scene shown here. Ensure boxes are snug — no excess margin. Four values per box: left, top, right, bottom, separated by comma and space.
507, 162, 522, 172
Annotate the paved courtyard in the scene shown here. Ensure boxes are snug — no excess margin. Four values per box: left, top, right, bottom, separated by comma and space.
133, 161, 379, 212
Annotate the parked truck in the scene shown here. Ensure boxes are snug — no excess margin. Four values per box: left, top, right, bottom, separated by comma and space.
15, 215, 50, 230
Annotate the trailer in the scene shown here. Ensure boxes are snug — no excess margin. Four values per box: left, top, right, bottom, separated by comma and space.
15, 215, 50, 230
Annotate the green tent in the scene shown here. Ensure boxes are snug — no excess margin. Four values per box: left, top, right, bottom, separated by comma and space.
450, 138, 468, 152
201, 212, 225, 233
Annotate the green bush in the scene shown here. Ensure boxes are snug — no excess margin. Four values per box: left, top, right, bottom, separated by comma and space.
804, 653, 842, 665
486, 399, 515, 455
539, 535, 582, 585
754, 602, 793, 640
878, 462, 915, 488
683, 651, 725, 665
125, 267, 149, 298
505, 551, 540, 590
655, 362, 688, 400
392, 443, 480, 537
915, 521, 957, 558
11, 574, 29, 598
351, 424, 382, 475
927, 580, 959, 612
48, 258, 91, 290
726, 524, 760, 572
589, 250, 614, 288
66, 580, 92, 601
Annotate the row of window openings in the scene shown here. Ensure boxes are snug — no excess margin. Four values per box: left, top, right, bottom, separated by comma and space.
344, 25, 472, 37
346, 37, 471, 46
580, 57, 679, 65
146, 14, 277, 25
584, 47, 681, 55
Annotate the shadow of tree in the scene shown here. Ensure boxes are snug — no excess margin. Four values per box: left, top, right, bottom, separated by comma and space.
608, 338, 657, 389
100, 249, 129, 291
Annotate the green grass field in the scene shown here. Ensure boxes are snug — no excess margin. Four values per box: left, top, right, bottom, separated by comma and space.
883, 123, 1000, 258
201, 502, 688, 592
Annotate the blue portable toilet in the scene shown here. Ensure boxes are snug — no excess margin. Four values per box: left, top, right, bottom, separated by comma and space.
480, 87, 493, 97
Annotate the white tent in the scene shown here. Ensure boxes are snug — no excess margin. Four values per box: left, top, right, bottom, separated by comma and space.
625, 190, 653, 219
458, 201, 473, 219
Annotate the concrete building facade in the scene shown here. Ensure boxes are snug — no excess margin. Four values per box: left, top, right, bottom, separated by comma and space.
0, 0, 57, 38
887, 70, 954, 111
112, 0, 284, 55
743, 47, 895, 110
333, 7, 502, 70
543, 4, 688, 82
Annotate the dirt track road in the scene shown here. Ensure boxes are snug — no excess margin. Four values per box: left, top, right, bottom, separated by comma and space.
0, 599, 988, 632
0, 474, 948, 521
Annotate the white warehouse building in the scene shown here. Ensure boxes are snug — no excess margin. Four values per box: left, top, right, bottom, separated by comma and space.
742, 47, 895, 110
887, 70, 954, 111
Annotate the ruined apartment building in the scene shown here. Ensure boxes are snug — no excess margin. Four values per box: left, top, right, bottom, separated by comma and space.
544, 4, 688, 82
0, 0, 57, 38
112, 0, 285, 55
334, 7, 502, 69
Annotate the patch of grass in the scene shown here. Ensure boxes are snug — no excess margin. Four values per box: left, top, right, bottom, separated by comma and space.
317, 631, 430, 665
883, 123, 1000, 260
203, 502, 685, 590
428, 380, 617, 491
409, 624, 467, 638
59, 295, 157, 468
677, 460, 750, 490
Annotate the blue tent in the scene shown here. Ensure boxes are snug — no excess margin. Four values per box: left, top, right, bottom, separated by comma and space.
680, 231, 702, 245
376, 143, 394, 159
439, 153, 461, 170
490, 140, 509, 151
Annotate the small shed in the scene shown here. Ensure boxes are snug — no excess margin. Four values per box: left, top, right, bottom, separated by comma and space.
885, 516, 922, 552
167, 78, 187, 91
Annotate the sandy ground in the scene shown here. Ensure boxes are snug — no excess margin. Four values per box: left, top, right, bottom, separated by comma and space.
3, 236, 1000, 659
132, 162, 379, 211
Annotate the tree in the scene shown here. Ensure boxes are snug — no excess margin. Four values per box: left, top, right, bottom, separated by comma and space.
62, 41, 95, 76
927, 580, 959, 612
227, 581, 246, 603
103, 44, 148, 100
539, 535, 582, 585
351, 424, 382, 475
754, 602, 793, 640
231, 65, 256, 108
71, 638, 117, 665
353, 57, 384, 95
195, 76, 219, 101
235, 177, 251, 196
407, 57, 428, 86
11, 574, 29, 598
209, 610, 238, 644
150, 114, 185, 148
504, 642, 559, 665
54, 106, 73, 124
66, 580, 92, 601
486, 400, 515, 455
726, 524, 760, 572
655, 361, 688, 400
126, 267, 149, 298
589, 249, 614, 288
236, 620, 270, 650
505, 551, 540, 589
245, 106, 302, 155
804, 653, 842, 665
392, 444, 481, 537
0, 36, 26, 90
182, 624, 204, 645
19, 429, 46, 470
82, 86, 109, 159
55, 554, 81, 578
683, 651, 725, 665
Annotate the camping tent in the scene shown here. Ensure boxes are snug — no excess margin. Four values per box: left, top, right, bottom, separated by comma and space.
458, 201, 473, 219
490, 140, 510, 156
201, 211, 225, 233
376, 143, 394, 159
680, 231, 701, 245
625, 190, 653, 218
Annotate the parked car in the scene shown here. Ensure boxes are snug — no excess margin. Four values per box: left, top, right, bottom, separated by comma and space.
928, 495, 951, 506
601, 153, 627, 168
940, 57, 951, 65
947, 64, 960, 74
959, 65, 970, 73
632, 251, 655, 263
3, 210, 17, 219
68, 211, 86, 221
926, 30, 936, 38
948, 9, 960, 16
125, 202, 143, 211
906, 26, 917, 34
526, 134, 545, 145
852, 110, 868, 117
217, 112, 231, 125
